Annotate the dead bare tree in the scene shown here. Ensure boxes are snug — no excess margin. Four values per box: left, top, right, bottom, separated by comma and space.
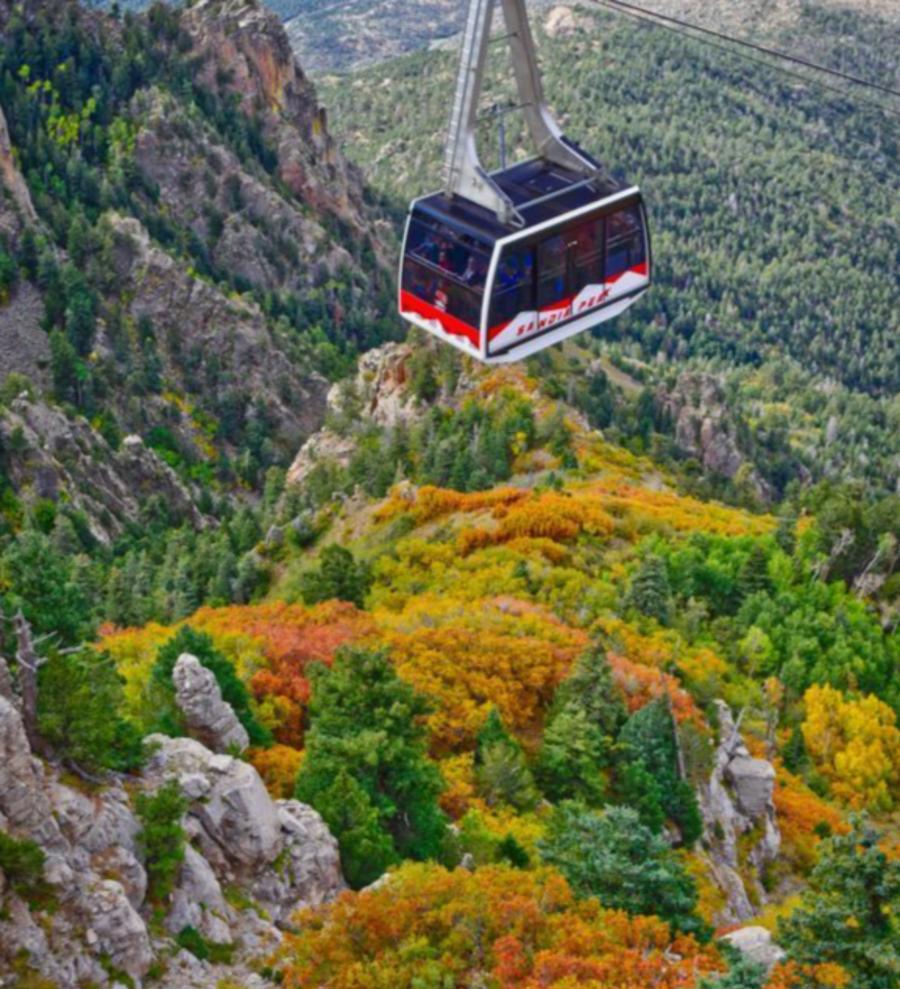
13, 609, 51, 756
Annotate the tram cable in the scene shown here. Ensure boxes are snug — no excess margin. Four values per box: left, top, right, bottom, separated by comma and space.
586, 0, 900, 121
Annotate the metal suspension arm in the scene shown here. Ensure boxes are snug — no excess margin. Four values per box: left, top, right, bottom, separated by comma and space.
443, 0, 599, 225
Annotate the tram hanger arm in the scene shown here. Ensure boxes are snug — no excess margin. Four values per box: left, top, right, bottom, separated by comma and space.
443, 0, 603, 226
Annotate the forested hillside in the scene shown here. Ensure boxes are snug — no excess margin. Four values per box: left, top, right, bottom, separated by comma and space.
0, 1, 898, 988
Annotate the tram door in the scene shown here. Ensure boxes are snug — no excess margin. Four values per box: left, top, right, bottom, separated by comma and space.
537, 207, 646, 317
536, 215, 606, 316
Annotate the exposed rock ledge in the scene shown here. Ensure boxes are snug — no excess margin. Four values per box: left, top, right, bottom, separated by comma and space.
0, 688, 344, 988
698, 700, 781, 924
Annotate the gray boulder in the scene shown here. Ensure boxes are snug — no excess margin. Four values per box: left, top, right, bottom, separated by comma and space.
721, 926, 786, 973
0, 695, 66, 853
698, 701, 782, 924
726, 754, 776, 820
173, 654, 250, 754
250, 799, 345, 922
81, 879, 154, 983
144, 735, 280, 870
166, 845, 235, 946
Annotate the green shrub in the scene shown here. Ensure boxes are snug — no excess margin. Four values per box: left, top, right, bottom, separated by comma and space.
0, 830, 46, 894
135, 780, 188, 903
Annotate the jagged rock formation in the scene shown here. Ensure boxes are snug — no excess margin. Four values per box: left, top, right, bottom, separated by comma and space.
721, 926, 787, 974
0, 691, 344, 988
104, 213, 330, 454
0, 103, 37, 236
287, 341, 420, 487
173, 653, 250, 753
698, 700, 781, 924
144, 735, 345, 924
0, 395, 207, 546
184, 0, 377, 233
657, 372, 773, 502
0, 0, 394, 539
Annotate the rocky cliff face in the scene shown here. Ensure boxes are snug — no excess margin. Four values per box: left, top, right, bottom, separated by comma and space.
699, 700, 782, 925
0, 669, 343, 988
0, 0, 395, 541
0, 393, 207, 546
657, 372, 773, 502
287, 340, 421, 488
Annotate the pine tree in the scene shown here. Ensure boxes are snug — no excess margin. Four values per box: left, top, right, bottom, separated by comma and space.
615, 759, 666, 833
535, 704, 607, 805
627, 553, 671, 625
38, 648, 145, 773
539, 804, 707, 938
738, 544, 771, 600
618, 698, 702, 845
778, 820, 899, 988
474, 707, 539, 811
295, 648, 447, 877
300, 544, 371, 609
554, 647, 627, 747
309, 770, 398, 888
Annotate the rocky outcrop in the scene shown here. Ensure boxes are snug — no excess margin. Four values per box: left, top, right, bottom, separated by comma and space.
698, 701, 781, 924
0, 395, 207, 546
0, 688, 344, 988
144, 735, 345, 922
657, 373, 772, 502
287, 342, 420, 487
183, 0, 378, 234
721, 926, 786, 974
173, 654, 250, 754
105, 213, 329, 456
0, 102, 38, 238
131, 86, 354, 297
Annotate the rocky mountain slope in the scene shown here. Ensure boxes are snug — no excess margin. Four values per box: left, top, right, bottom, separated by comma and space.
0, 0, 395, 541
0, 648, 344, 988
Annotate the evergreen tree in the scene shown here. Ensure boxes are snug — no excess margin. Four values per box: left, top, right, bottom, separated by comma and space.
553, 647, 627, 747
627, 554, 671, 625
535, 704, 607, 805
539, 803, 707, 938
618, 698, 702, 845
778, 819, 899, 989
295, 648, 447, 881
308, 770, 398, 889
738, 544, 771, 600
38, 648, 145, 773
300, 544, 371, 609
476, 740, 540, 812
615, 759, 666, 833
474, 708, 540, 811
1, 529, 92, 645
136, 780, 188, 904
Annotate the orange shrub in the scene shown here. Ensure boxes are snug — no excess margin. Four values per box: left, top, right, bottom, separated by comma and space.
378, 595, 587, 753
376, 484, 527, 524
458, 491, 615, 556
765, 961, 851, 989
773, 764, 847, 873
607, 652, 703, 726
277, 863, 721, 989
248, 744, 303, 799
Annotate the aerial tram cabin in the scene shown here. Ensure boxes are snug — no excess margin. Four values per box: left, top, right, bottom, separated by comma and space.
399, 0, 651, 364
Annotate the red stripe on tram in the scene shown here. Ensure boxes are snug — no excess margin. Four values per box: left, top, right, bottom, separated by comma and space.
399, 290, 481, 347
487, 262, 649, 341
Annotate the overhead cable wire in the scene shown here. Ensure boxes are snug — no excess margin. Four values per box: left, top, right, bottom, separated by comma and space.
585, 0, 900, 121
590, 0, 900, 99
